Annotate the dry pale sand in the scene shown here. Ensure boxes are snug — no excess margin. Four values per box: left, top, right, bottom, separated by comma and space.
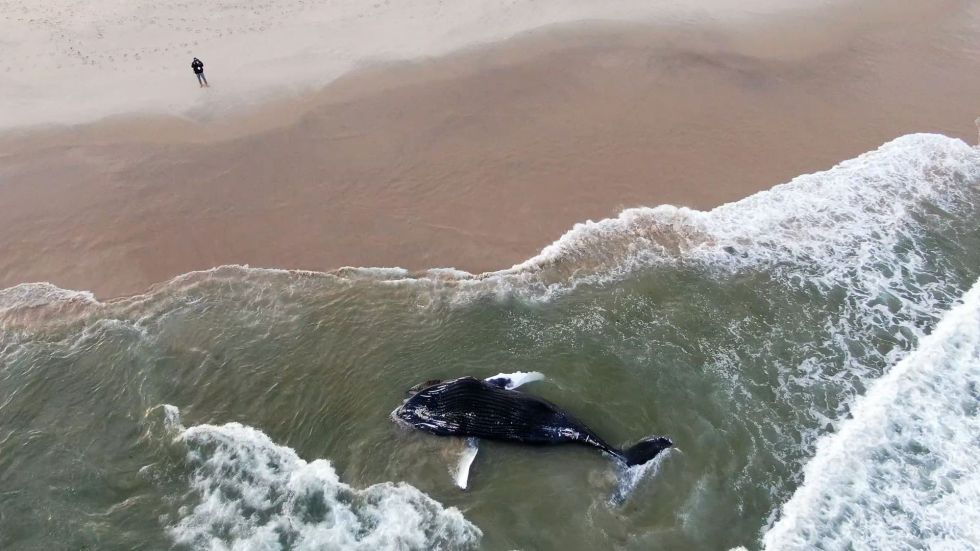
1, 3, 979, 298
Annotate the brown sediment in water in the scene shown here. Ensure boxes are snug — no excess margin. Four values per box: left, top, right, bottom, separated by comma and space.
1, 3, 979, 299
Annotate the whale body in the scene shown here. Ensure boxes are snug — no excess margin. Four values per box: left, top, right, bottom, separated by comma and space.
392, 376, 672, 467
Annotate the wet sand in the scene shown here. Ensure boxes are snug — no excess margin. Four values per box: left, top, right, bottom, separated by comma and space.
2, 3, 979, 299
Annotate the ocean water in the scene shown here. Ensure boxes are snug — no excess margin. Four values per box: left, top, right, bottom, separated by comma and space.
0, 134, 978, 550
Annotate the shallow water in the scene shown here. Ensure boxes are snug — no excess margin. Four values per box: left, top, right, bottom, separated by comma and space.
1, 134, 979, 550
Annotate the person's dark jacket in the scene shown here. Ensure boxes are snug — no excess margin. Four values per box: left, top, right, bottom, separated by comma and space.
191, 59, 204, 74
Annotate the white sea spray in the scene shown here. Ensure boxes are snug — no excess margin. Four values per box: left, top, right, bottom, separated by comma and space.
170, 422, 481, 550
762, 279, 980, 550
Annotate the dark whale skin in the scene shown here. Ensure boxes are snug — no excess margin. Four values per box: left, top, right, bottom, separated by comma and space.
393, 376, 671, 466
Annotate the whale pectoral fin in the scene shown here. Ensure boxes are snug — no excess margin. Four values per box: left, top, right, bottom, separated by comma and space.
485, 371, 545, 390
485, 377, 510, 389
451, 437, 480, 490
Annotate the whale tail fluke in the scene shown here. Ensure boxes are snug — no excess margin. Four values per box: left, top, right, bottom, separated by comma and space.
620, 436, 673, 467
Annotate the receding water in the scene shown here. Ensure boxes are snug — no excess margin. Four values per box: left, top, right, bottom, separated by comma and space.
1, 135, 978, 550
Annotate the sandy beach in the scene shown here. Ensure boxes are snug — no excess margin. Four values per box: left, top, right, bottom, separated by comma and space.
4, 3, 980, 550
2, 0, 979, 298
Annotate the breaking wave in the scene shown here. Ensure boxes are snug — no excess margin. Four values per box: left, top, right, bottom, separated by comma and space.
1, 133, 978, 550
163, 409, 481, 550
762, 278, 980, 549
2, 133, 977, 312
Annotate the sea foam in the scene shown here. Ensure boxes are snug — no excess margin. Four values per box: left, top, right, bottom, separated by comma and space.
169, 421, 481, 550
761, 278, 980, 550
3, 134, 976, 310
0, 282, 98, 312
501, 133, 978, 297
1, 134, 977, 550
338, 133, 980, 308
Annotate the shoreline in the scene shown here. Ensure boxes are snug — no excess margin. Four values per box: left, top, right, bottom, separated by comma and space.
2, 6, 980, 300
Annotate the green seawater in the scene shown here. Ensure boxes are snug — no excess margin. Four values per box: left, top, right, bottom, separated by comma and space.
1, 135, 979, 550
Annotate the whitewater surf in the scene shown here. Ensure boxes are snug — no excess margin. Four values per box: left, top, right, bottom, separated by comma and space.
1, 134, 978, 549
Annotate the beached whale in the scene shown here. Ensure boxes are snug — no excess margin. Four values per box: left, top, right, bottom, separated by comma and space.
392, 375, 672, 486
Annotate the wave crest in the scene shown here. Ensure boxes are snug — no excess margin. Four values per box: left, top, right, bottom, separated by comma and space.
762, 278, 980, 549
3, 133, 976, 311
169, 421, 481, 550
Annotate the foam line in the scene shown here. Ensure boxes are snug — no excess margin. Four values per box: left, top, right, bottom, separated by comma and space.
762, 278, 980, 549
2, 134, 977, 309
170, 421, 482, 549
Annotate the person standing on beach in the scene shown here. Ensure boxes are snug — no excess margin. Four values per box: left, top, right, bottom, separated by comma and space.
191, 57, 209, 88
